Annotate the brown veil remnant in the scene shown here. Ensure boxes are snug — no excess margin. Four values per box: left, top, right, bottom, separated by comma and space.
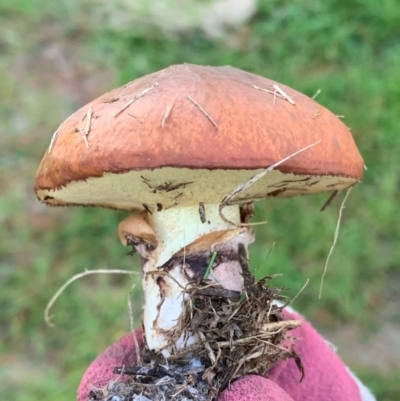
34, 64, 364, 400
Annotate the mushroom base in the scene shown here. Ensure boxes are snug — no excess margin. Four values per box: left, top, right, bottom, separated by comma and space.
88, 276, 302, 401
139, 203, 246, 356
144, 228, 255, 356
111, 203, 303, 400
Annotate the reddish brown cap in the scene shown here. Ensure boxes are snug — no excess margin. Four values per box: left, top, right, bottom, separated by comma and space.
35, 64, 363, 211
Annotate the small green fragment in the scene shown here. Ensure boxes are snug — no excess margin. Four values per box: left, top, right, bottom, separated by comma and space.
203, 251, 217, 279
239, 292, 247, 303
190, 297, 196, 311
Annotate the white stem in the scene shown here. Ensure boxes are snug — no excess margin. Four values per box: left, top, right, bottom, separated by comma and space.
143, 204, 246, 356
149, 204, 240, 266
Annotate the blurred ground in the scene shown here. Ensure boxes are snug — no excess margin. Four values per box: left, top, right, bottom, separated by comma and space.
1, 1, 400, 400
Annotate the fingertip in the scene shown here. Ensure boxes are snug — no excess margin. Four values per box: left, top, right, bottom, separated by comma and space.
77, 330, 143, 401
218, 375, 294, 401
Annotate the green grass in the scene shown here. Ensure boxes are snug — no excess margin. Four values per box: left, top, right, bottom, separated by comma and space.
1, 0, 400, 399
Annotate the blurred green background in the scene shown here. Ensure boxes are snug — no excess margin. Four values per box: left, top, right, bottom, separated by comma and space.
1, 0, 399, 399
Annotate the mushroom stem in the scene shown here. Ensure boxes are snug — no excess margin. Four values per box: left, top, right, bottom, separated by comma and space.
120, 204, 255, 357
148, 204, 240, 267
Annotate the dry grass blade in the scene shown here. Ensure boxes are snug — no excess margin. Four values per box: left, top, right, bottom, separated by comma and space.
44, 269, 138, 327
114, 82, 159, 117
219, 141, 321, 224
261, 320, 302, 332
312, 89, 321, 99
251, 84, 296, 105
312, 107, 324, 119
272, 84, 296, 105
81, 107, 92, 147
320, 190, 339, 212
48, 113, 74, 153
319, 187, 352, 298
282, 278, 310, 309
187, 96, 218, 128
128, 277, 141, 366
161, 102, 175, 128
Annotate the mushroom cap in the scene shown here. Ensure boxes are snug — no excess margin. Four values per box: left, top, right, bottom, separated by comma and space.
35, 64, 363, 211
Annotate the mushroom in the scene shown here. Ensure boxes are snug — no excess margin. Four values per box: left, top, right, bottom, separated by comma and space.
35, 64, 363, 358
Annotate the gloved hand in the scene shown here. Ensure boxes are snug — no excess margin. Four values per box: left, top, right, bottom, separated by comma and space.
77, 308, 374, 401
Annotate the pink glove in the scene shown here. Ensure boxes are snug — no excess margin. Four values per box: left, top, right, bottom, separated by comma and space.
78, 308, 369, 401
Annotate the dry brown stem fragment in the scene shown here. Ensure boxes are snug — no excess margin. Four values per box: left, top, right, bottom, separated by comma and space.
161, 103, 175, 128
217, 335, 265, 348
171, 384, 189, 398
44, 269, 138, 327
103, 97, 120, 103
319, 188, 352, 298
127, 113, 142, 124
114, 82, 159, 117
127, 287, 142, 366
199, 202, 206, 223
240, 348, 264, 363
251, 85, 295, 106
199, 331, 216, 365
48, 113, 74, 153
312, 89, 321, 99
312, 107, 324, 119
219, 141, 321, 224
320, 190, 339, 212
74, 107, 93, 148
145, 270, 187, 291
83, 107, 92, 147
282, 278, 310, 309
252, 85, 283, 99
261, 319, 302, 332
187, 96, 218, 128
272, 84, 296, 105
